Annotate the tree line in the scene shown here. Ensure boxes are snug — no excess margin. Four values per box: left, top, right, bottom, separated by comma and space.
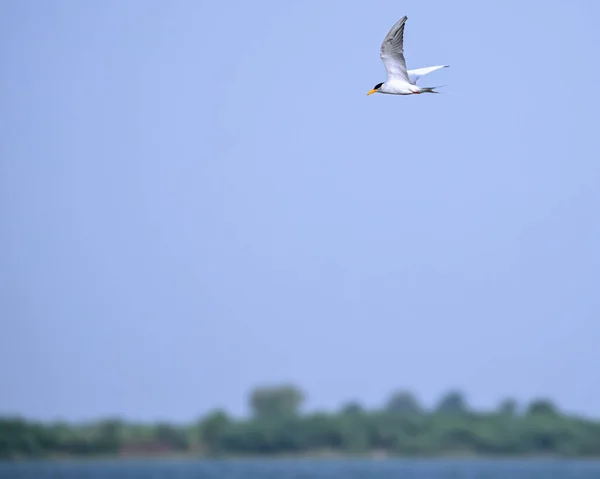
2, 385, 600, 460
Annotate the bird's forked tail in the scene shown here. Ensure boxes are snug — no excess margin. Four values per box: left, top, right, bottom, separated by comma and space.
418, 85, 446, 94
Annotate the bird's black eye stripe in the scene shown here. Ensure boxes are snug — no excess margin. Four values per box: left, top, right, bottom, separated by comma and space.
374, 82, 384, 90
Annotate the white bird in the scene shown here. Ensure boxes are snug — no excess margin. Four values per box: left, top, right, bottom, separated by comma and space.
367, 16, 448, 96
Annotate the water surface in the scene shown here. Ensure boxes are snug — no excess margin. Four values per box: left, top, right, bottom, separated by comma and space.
1, 458, 599, 479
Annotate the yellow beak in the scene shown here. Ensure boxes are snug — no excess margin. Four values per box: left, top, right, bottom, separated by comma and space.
367, 89, 377, 96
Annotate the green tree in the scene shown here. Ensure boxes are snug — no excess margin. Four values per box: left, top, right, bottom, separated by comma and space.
94, 419, 123, 453
199, 410, 231, 454
435, 390, 469, 416
527, 399, 558, 417
338, 414, 369, 452
498, 398, 518, 417
385, 391, 423, 415
340, 401, 364, 416
154, 423, 189, 450
249, 384, 304, 420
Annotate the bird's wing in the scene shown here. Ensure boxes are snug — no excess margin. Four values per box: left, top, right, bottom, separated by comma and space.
407, 65, 449, 84
380, 16, 411, 84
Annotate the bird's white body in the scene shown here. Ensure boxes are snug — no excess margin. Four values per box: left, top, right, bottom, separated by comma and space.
377, 79, 419, 95
377, 65, 449, 94
368, 16, 448, 96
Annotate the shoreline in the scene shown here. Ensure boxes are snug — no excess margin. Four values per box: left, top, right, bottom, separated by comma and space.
4, 453, 600, 464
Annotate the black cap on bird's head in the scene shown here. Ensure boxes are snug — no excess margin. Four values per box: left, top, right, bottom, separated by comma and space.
367, 82, 384, 95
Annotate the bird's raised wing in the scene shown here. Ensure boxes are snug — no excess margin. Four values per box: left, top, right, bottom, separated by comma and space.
407, 65, 449, 84
380, 16, 410, 84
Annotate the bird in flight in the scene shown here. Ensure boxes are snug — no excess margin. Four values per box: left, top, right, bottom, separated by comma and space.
367, 16, 448, 96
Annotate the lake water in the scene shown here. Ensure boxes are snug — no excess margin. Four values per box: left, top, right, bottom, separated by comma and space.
1, 458, 600, 479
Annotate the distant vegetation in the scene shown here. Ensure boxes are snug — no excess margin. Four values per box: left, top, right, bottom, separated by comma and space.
2, 385, 600, 460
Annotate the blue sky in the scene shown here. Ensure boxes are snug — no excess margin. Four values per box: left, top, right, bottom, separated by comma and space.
1, 0, 600, 422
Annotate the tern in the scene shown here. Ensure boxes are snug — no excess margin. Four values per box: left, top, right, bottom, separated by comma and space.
367, 16, 448, 96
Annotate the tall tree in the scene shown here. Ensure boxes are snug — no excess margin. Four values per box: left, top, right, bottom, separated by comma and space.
527, 399, 558, 417
498, 398, 518, 417
340, 401, 364, 416
249, 384, 305, 419
435, 390, 469, 415
385, 390, 423, 415
199, 409, 230, 453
